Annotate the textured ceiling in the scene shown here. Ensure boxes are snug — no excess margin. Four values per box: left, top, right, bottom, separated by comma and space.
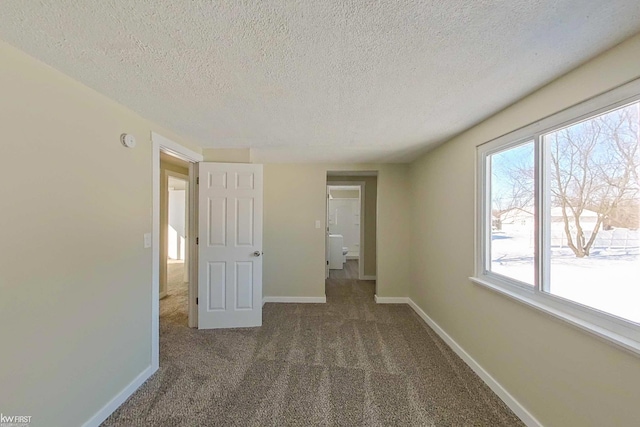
1, 1, 639, 163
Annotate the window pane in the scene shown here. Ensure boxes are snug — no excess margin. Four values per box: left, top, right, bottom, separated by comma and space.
544, 101, 640, 323
489, 141, 535, 285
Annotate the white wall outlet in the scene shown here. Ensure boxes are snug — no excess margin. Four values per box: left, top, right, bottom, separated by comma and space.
144, 233, 152, 248
315, 220, 321, 229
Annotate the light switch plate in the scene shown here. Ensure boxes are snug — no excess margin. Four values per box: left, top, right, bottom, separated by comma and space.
315, 220, 321, 229
144, 233, 152, 248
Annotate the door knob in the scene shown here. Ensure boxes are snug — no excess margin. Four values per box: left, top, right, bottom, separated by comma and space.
254, 251, 262, 257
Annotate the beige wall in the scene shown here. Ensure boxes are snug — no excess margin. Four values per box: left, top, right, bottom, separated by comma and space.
264, 164, 409, 298
409, 33, 640, 427
327, 175, 378, 276
0, 40, 201, 426
159, 153, 189, 298
202, 148, 251, 163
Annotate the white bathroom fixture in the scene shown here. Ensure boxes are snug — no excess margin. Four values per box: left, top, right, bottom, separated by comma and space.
328, 234, 344, 270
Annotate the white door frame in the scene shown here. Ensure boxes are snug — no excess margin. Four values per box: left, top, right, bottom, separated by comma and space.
326, 181, 369, 280
151, 132, 203, 370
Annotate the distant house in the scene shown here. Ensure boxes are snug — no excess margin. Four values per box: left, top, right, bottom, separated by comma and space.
497, 207, 534, 230
495, 207, 600, 233
550, 207, 599, 225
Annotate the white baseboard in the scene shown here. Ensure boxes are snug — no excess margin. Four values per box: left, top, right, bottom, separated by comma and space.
82, 364, 156, 427
374, 295, 409, 304
406, 299, 542, 427
262, 296, 327, 306
359, 275, 376, 280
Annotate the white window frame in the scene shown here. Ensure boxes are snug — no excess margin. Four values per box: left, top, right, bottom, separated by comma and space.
472, 78, 640, 357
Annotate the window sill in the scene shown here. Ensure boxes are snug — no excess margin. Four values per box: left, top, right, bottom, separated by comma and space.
469, 276, 640, 358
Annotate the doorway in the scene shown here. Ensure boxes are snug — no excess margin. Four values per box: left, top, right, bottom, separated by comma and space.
152, 133, 203, 370
327, 185, 362, 278
325, 172, 378, 300
326, 173, 378, 282
160, 160, 189, 325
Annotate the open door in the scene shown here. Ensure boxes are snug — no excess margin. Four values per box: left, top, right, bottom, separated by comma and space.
198, 163, 263, 329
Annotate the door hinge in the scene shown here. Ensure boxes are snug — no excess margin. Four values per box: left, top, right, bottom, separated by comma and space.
196, 237, 199, 245
327, 260, 329, 265
196, 297, 198, 305
197, 177, 199, 185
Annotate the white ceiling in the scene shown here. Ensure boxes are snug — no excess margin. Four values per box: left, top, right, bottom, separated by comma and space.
1, 1, 639, 163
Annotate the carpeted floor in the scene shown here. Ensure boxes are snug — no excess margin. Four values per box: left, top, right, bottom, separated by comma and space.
102, 260, 523, 426
160, 260, 188, 326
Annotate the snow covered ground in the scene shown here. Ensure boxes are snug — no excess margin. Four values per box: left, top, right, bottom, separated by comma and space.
491, 225, 640, 324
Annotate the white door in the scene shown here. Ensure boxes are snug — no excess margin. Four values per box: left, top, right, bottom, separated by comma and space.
198, 163, 263, 329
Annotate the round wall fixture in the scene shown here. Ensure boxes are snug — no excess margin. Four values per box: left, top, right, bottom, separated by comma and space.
120, 133, 137, 148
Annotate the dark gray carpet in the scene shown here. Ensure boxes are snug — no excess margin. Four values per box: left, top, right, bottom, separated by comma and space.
102, 260, 523, 426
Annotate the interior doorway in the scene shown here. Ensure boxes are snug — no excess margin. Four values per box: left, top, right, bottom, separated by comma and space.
325, 172, 378, 300
159, 152, 191, 327
151, 132, 203, 370
167, 176, 188, 270
327, 185, 362, 277
325, 172, 378, 282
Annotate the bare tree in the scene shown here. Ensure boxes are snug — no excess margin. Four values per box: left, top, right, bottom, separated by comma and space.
491, 143, 534, 230
548, 103, 640, 257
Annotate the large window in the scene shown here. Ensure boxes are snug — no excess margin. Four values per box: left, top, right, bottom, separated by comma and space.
475, 80, 640, 353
